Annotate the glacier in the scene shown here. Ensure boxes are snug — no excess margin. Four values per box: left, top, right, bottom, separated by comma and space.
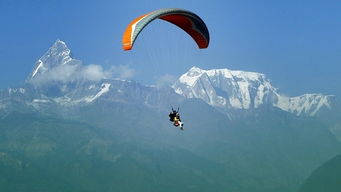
173, 66, 333, 116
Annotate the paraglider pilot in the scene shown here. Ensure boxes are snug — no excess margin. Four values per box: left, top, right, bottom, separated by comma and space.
169, 108, 184, 130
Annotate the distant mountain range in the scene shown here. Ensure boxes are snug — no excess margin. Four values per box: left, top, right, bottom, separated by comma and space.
173, 66, 333, 116
0, 40, 340, 192
0, 40, 335, 117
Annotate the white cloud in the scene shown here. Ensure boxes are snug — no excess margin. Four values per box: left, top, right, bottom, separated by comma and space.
29, 62, 136, 87
111, 65, 135, 79
81, 64, 110, 81
155, 74, 177, 88
29, 63, 111, 86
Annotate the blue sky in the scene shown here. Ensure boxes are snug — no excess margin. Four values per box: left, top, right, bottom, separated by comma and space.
0, 0, 340, 96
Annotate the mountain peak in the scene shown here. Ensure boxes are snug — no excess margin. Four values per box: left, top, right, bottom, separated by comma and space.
28, 39, 75, 80
173, 67, 332, 116
187, 66, 204, 76
179, 67, 266, 88
51, 39, 69, 52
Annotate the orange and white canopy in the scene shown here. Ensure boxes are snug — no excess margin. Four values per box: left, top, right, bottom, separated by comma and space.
122, 8, 210, 51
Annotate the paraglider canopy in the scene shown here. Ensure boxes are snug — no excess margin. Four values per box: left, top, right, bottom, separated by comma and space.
122, 8, 210, 51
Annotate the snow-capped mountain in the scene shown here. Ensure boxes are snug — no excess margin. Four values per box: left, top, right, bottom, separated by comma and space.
173, 67, 333, 116
275, 93, 332, 116
0, 40, 335, 117
0, 40, 183, 114
28, 39, 78, 80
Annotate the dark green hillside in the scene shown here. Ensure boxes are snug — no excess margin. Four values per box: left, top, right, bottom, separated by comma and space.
72, 99, 341, 192
0, 111, 237, 192
299, 154, 341, 192
179, 104, 341, 192
0, 99, 340, 192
